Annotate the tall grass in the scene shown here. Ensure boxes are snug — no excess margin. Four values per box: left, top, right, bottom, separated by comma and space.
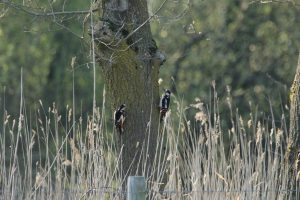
0, 85, 298, 199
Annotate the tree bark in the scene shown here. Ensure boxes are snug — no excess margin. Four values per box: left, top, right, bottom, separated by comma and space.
285, 51, 300, 197
287, 51, 300, 160
92, 0, 164, 177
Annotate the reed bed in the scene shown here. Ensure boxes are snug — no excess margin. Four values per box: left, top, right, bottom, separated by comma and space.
0, 88, 298, 200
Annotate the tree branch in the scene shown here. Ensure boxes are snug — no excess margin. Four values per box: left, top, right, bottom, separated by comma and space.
171, 32, 209, 94
114, 0, 169, 46
0, 0, 98, 17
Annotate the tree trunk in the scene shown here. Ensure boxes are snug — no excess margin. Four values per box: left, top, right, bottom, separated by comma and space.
92, 0, 165, 177
286, 52, 300, 197
287, 51, 300, 161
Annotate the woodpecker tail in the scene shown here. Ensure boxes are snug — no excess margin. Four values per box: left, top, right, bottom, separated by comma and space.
160, 108, 168, 122
115, 122, 124, 134
117, 115, 125, 134
118, 126, 124, 134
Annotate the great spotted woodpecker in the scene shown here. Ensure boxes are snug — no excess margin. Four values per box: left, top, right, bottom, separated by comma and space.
114, 104, 126, 134
159, 90, 171, 121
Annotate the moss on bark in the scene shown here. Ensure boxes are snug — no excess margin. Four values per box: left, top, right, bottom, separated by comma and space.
93, 0, 163, 178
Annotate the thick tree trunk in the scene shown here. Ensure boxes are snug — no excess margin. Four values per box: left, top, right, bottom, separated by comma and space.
287, 51, 300, 161
286, 51, 300, 196
92, 0, 164, 177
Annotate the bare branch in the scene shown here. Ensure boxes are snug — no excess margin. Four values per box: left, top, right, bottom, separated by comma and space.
115, 0, 169, 46
154, 0, 190, 23
171, 32, 209, 94
0, 0, 93, 38
1, 0, 98, 17
0, 7, 9, 18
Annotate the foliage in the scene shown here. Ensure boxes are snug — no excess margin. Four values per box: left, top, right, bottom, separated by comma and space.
1, 0, 300, 123
151, 0, 300, 119
0, 0, 103, 118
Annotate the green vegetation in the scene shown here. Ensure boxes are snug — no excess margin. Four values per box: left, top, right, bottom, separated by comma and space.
1, 1, 300, 118
152, 0, 300, 117
1, 0, 300, 199
0, 0, 101, 117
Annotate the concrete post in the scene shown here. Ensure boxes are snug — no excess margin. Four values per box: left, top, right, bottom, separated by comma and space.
127, 176, 146, 200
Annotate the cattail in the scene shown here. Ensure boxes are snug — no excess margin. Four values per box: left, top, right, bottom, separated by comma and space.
256, 121, 262, 145
35, 172, 45, 188
71, 56, 76, 69
62, 159, 72, 166
158, 78, 163, 85
247, 119, 252, 128
69, 138, 81, 167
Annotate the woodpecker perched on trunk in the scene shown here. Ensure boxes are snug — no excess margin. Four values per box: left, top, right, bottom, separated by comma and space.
159, 90, 171, 121
114, 104, 126, 134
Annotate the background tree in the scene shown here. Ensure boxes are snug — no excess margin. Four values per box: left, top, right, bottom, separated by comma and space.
286, 51, 300, 190
0, 0, 99, 116
153, 0, 300, 119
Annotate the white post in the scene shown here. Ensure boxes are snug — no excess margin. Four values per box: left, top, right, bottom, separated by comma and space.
127, 176, 146, 200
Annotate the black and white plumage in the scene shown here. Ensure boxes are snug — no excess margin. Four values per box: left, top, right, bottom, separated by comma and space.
114, 104, 126, 134
159, 90, 171, 121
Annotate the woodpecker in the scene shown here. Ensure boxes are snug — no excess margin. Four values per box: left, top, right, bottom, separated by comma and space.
114, 104, 126, 134
159, 90, 171, 121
